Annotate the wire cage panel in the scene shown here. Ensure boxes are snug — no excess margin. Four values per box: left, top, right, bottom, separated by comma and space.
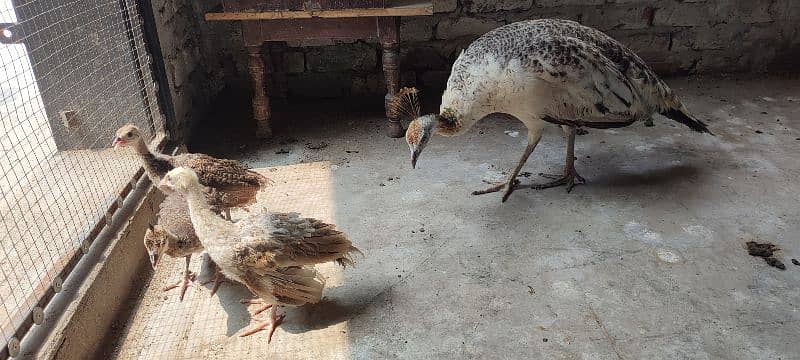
0, 0, 165, 355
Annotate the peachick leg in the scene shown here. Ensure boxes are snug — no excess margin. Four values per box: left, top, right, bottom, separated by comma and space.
533, 126, 585, 192
163, 255, 200, 301
200, 264, 225, 297
240, 298, 274, 316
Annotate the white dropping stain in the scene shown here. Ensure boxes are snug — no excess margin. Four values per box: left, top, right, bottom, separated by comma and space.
403, 189, 426, 202
682, 225, 713, 239
533, 249, 594, 270
761, 96, 776, 102
482, 170, 506, 184
550, 280, 580, 298
624, 221, 662, 245
725, 116, 745, 125
657, 135, 677, 144
655, 248, 682, 263
477, 163, 493, 171
741, 100, 761, 110
634, 143, 654, 152
331, 164, 339, 171
731, 290, 750, 303
504, 130, 519, 138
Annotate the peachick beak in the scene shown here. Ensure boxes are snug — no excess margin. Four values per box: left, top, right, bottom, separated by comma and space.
411, 150, 419, 169
112, 137, 125, 149
148, 251, 159, 269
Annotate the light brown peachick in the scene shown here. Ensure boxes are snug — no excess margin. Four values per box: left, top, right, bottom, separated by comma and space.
160, 167, 360, 343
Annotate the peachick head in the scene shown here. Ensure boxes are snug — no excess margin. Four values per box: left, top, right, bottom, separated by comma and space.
159, 167, 201, 193
143, 223, 171, 269
112, 124, 142, 149
406, 114, 438, 169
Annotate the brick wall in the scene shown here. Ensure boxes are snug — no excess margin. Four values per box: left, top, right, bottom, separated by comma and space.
153, 0, 800, 106
149, 0, 245, 141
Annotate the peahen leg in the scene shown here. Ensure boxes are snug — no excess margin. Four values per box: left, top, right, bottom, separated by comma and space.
473, 128, 543, 202
533, 126, 585, 192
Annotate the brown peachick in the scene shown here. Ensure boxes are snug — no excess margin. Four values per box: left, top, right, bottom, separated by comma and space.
144, 193, 225, 301
113, 124, 272, 219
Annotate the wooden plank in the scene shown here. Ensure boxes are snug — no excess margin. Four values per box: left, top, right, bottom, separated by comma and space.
243, 17, 378, 41
205, 1, 432, 20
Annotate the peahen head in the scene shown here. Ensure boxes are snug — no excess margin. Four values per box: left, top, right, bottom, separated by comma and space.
143, 223, 172, 269
160, 167, 201, 194
405, 114, 438, 169
112, 124, 142, 149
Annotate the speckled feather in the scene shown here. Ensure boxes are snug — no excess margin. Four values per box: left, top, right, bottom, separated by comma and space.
170, 153, 271, 209
118, 125, 273, 211
144, 193, 203, 258
440, 19, 707, 132
183, 184, 361, 308
210, 210, 361, 306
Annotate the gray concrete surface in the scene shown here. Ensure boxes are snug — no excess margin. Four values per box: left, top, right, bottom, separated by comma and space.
110, 76, 799, 359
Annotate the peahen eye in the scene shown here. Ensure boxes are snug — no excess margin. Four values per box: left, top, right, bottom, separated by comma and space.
126, 131, 133, 138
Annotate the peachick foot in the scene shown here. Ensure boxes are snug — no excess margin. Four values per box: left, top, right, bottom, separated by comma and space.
163, 271, 201, 301
239, 306, 284, 343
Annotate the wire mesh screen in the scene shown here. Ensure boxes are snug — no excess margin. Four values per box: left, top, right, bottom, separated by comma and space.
0, 0, 163, 354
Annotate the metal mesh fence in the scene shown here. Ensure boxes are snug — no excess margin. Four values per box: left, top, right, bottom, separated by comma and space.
0, 0, 163, 355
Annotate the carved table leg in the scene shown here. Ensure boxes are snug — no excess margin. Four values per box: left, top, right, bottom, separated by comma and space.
379, 17, 403, 138
247, 45, 272, 138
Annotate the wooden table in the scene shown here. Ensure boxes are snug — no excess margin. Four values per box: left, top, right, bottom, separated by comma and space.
206, 1, 433, 138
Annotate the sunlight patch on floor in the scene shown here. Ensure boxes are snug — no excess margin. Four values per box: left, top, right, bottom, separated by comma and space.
112, 162, 352, 359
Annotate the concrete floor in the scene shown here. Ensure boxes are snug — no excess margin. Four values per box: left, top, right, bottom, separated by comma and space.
110, 76, 799, 359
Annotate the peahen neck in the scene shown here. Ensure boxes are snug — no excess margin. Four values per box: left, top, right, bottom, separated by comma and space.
435, 108, 468, 137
